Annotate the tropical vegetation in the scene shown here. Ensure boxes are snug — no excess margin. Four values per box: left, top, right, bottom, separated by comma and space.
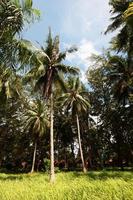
0, 0, 133, 199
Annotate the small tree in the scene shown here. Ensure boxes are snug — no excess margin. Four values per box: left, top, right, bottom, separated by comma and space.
24, 99, 48, 173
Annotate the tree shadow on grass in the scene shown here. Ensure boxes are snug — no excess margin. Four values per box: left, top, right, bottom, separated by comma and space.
0, 172, 49, 182
0, 174, 23, 181
71, 171, 133, 181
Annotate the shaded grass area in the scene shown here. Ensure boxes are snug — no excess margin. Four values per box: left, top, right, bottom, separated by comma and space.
0, 171, 133, 200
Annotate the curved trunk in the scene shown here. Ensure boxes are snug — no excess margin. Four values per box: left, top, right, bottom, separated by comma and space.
50, 92, 55, 182
76, 114, 87, 173
31, 141, 37, 173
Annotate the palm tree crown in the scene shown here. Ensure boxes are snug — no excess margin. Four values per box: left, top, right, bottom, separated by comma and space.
34, 30, 79, 99
24, 99, 48, 173
105, 0, 132, 53
59, 77, 90, 116
24, 99, 48, 137
18, 30, 79, 97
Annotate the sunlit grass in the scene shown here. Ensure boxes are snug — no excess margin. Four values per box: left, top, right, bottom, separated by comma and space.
0, 171, 132, 200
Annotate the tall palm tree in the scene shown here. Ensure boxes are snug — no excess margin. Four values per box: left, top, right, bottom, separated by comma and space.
105, 0, 133, 69
21, 30, 79, 182
59, 77, 90, 173
24, 99, 48, 173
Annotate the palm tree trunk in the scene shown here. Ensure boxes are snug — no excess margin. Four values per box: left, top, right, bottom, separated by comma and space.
50, 92, 55, 182
76, 114, 87, 173
127, 33, 132, 72
31, 141, 37, 173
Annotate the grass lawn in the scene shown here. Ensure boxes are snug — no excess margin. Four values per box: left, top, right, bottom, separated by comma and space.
0, 171, 133, 200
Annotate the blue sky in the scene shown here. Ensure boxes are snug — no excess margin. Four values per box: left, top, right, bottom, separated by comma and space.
23, 0, 114, 81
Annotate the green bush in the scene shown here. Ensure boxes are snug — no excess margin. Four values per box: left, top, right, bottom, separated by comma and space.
43, 158, 50, 172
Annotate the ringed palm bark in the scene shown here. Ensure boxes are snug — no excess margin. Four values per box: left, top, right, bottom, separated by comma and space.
21, 30, 79, 182
24, 99, 48, 173
59, 77, 90, 172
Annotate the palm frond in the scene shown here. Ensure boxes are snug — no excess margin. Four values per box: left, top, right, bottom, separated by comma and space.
0, 0, 23, 36
105, 15, 123, 34
54, 73, 67, 93
23, 98, 49, 137
54, 64, 79, 75
76, 94, 90, 108
12, 0, 40, 22
75, 77, 80, 92
58, 77, 90, 115
45, 28, 53, 58
124, 2, 133, 26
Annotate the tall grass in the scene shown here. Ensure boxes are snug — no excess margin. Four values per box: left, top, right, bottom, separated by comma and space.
0, 171, 132, 200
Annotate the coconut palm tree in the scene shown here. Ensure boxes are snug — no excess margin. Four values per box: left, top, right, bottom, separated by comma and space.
37, 32, 78, 182
58, 77, 90, 173
24, 99, 49, 173
20, 30, 79, 182
105, 0, 129, 50
105, 0, 133, 69
0, 0, 40, 67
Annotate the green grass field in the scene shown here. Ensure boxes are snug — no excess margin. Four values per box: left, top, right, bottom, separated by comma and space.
0, 171, 133, 200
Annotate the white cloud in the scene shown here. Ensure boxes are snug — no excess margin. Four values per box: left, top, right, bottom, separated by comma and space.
66, 39, 99, 69
60, 0, 111, 83
65, 39, 99, 84
80, 69, 87, 84
61, 0, 110, 38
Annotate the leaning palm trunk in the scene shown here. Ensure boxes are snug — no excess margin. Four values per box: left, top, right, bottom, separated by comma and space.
76, 114, 87, 173
31, 141, 37, 173
50, 92, 55, 182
